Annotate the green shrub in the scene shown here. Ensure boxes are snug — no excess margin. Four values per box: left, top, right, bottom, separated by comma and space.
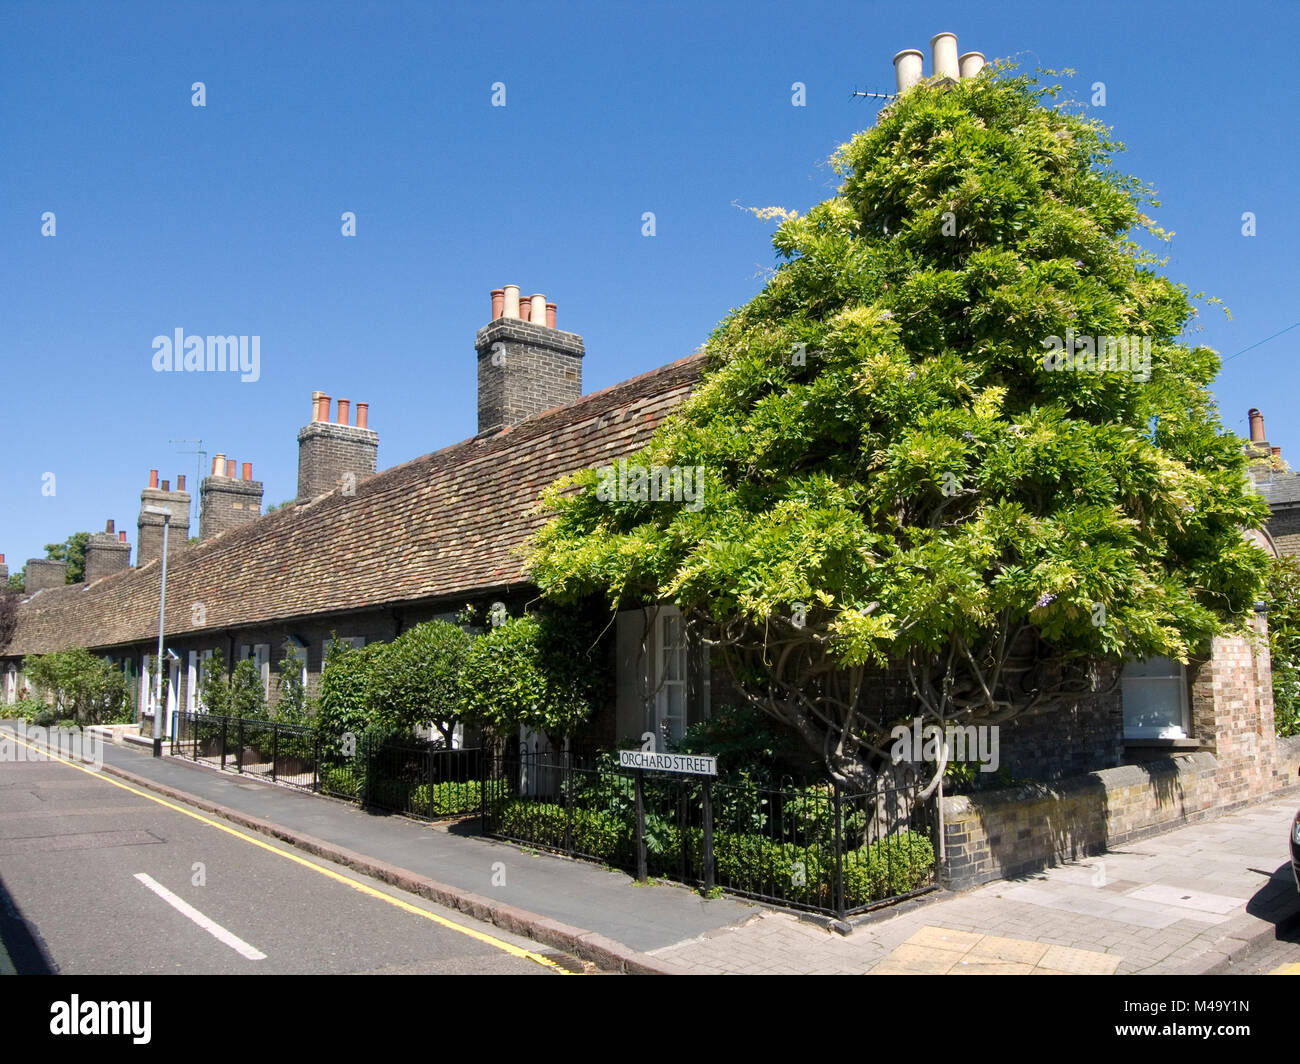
458, 609, 607, 738
841, 830, 935, 906
320, 764, 360, 798
410, 780, 482, 817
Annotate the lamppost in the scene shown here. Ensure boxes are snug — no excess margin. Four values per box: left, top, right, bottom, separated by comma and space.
142, 505, 172, 757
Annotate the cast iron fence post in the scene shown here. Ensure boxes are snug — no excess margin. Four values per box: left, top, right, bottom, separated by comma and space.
236, 718, 244, 774
563, 750, 574, 856
702, 778, 714, 892
427, 747, 436, 819
271, 722, 279, 783
833, 783, 845, 920
313, 732, 321, 793
678, 782, 687, 883
220, 716, 228, 771
634, 771, 647, 883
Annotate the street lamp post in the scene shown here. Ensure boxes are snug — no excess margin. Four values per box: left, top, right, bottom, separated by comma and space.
142, 505, 172, 757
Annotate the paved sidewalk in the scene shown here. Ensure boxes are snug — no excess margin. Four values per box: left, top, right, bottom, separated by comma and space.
5, 721, 1297, 975
650, 799, 1300, 974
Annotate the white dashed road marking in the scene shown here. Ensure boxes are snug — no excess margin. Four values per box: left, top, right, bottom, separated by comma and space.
133, 873, 266, 961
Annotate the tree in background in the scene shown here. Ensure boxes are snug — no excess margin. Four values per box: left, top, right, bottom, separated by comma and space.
527, 65, 1270, 792
43, 532, 91, 584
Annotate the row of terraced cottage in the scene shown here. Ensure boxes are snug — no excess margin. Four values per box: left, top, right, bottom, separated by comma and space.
1, 289, 1297, 889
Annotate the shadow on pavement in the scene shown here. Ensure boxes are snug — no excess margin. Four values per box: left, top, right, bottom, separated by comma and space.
0, 871, 58, 975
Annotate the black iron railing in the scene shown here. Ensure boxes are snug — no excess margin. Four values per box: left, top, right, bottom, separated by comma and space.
481, 747, 938, 918
172, 710, 319, 790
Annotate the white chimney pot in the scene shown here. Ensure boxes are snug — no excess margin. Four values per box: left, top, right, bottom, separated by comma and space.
502, 284, 520, 319
959, 51, 986, 79
893, 49, 924, 94
931, 32, 959, 81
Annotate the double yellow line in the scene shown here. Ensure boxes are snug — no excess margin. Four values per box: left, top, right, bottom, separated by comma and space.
1, 728, 568, 973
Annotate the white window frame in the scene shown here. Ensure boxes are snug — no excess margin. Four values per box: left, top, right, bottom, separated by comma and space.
1121, 656, 1191, 739
5, 664, 15, 706
239, 643, 272, 699
653, 607, 689, 746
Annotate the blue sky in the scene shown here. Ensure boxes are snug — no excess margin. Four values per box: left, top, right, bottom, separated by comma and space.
2, 0, 1296, 572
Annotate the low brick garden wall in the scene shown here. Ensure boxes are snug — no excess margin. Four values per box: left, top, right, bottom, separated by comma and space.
940, 739, 1300, 890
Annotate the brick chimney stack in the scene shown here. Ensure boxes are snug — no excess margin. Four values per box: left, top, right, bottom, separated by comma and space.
138, 469, 191, 566
200, 454, 264, 540
0, 554, 8, 587
24, 558, 67, 593
84, 518, 132, 583
476, 285, 584, 435
297, 392, 379, 502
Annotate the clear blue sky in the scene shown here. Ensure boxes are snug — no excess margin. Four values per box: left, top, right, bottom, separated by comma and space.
2, 0, 1296, 571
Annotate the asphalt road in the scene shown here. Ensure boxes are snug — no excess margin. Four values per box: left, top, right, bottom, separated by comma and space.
0, 748, 586, 975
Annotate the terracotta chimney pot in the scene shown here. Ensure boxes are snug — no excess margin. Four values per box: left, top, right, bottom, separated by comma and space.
357, 402, 369, 430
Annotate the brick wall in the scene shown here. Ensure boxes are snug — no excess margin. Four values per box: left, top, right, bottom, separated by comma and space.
941, 753, 1224, 888
24, 559, 66, 592
137, 488, 191, 566
942, 622, 1292, 889
84, 528, 131, 584
296, 421, 379, 502
993, 664, 1126, 780
474, 318, 585, 434
1189, 618, 1278, 804
199, 477, 263, 540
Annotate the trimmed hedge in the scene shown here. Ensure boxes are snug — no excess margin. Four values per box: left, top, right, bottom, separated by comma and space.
487, 797, 934, 906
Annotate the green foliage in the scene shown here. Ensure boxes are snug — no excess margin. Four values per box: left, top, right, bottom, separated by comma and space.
197, 649, 230, 717
320, 764, 361, 798
1266, 555, 1300, 737
5, 571, 23, 593
21, 646, 129, 725
367, 620, 471, 743
228, 658, 268, 720
274, 645, 310, 724
43, 532, 90, 584
526, 64, 1271, 784
678, 703, 798, 785
839, 830, 935, 905
316, 638, 385, 760
410, 780, 482, 817
458, 610, 607, 738
0, 589, 19, 650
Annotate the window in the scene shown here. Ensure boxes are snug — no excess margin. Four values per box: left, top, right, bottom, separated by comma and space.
654, 608, 689, 745
5, 665, 15, 706
1122, 657, 1190, 739
189, 649, 217, 713
239, 643, 272, 698
322, 635, 365, 659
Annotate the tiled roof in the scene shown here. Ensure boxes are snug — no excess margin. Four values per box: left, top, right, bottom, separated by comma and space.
4, 354, 705, 657
1255, 470, 1300, 507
